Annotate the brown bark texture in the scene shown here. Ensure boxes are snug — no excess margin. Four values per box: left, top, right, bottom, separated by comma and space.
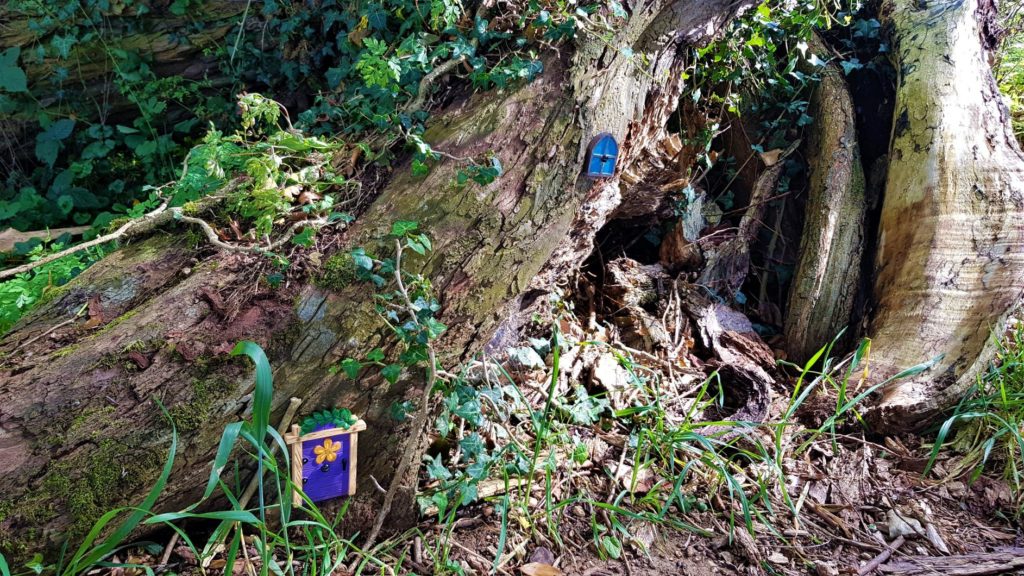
783, 34, 866, 362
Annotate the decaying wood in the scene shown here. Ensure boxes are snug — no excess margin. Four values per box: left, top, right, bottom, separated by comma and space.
0, 0, 755, 558
698, 140, 799, 297
866, 0, 1024, 429
784, 34, 867, 362
684, 287, 775, 429
877, 547, 1024, 575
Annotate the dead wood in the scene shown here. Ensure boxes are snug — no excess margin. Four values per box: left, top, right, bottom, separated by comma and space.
877, 547, 1024, 575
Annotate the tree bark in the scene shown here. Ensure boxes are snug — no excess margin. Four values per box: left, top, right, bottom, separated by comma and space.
865, 0, 1024, 429
0, 0, 752, 558
784, 35, 867, 361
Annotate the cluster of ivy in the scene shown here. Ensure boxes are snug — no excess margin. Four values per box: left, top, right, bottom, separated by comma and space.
300, 408, 357, 434
0, 0, 591, 236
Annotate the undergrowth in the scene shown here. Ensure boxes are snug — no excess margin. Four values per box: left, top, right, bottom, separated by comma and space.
924, 323, 1024, 511
0, 251, 1004, 576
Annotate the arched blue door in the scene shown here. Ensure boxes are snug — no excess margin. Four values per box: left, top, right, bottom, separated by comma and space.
586, 133, 618, 178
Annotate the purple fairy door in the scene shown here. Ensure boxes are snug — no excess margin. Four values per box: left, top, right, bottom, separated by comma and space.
287, 419, 365, 505
301, 425, 355, 502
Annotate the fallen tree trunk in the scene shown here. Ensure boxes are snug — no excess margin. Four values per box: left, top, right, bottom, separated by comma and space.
866, 0, 1024, 428
0, 0, 753, 558
0, 2, 248, 160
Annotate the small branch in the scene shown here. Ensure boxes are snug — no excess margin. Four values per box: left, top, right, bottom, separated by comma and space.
0, 184, 236, 282
13, 302, 89, 352
403, 56, 466, 114
0, 199, 170, 281
858, 535, 905, 576
172, 210, 329, 255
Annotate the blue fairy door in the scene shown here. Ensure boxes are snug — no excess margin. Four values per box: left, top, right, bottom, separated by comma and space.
586, 133, 618, 178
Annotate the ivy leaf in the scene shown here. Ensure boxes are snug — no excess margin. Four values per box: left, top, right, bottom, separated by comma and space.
840, 58, 863, 75
340, 357, 362, 379
291, 227, 315, 247
381, 363, 402, 384
35, 119, 76, 168
459, 433, 484, 462
391, 220, 419, 236
0, 47, 27, 93
426, 454, 452, 481
366, 348, 385, 363
390, 399, 415, 422
350, 248, 373, 271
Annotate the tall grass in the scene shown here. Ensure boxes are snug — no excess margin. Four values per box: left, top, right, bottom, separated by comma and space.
924, 327, 1024, 507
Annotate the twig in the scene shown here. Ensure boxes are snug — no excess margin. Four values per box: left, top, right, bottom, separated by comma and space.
0, 199, 169, 281
449, 539, 514, 576
402, 56, 466, 113
238, 397, 303, 510
173, 211, 330, 255
13, 302, 88, 352
0, 184, 236, 282
159, 532, 180, 566
858, 535, 905, 576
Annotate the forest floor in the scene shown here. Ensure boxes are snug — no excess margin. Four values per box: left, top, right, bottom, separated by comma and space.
117, 255, 1024, 576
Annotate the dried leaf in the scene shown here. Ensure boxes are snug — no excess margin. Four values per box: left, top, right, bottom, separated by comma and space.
758, 148, 784, 166
83, 295, 105, 329
520, 562, 562, 576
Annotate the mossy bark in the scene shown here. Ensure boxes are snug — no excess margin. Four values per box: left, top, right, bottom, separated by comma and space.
0, 0, 753, 559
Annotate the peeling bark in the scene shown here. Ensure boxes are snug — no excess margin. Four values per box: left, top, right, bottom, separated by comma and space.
0, 0, 753, 558
867, 0, 1024, 428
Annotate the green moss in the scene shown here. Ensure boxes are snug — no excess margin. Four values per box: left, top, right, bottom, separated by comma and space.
37, 436, 162, 538
96, 306, 141, 335
317, 252, 358, 291
105, 216, 133, 233
168, 376, 236, 433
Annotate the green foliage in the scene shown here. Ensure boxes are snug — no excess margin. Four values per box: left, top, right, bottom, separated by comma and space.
995, 5, 1024, 146
0, 239, 108, 334
2, 0, 571, 235
331, 221, 445, 387
684, 0, 831, 153
301, 408, 358, 434
924, 325, 1024, 508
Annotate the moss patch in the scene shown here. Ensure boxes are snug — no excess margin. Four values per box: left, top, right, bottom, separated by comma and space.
168, 376, 236, 433
317, 252, 358, 291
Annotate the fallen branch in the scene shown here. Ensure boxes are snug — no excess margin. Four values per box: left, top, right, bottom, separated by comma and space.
402, 56, 467, 114
858, 535, 905, 576
0, 226, 90, 253
0, 184, 234, 282
173, 210, 329, 255
0, 199, 170, 281
876, 548, 1024, 575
